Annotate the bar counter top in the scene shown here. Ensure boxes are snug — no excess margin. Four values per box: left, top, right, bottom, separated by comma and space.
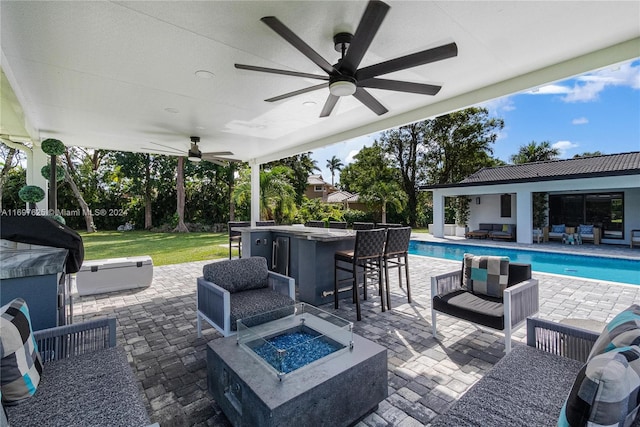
0, 248, 68, 279
233, 225, 356, 242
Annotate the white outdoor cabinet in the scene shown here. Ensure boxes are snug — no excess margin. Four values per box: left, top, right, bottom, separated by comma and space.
76, 256, 153, 296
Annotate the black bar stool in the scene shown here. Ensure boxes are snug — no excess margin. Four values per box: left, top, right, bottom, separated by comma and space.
329, 221, 347, 229
256, 220, 275, 226
305, 220, 325, 228
334, 228, 386, 321
382, 226, 412, 310
228, 221, 250, 259
352, 222, 375, 230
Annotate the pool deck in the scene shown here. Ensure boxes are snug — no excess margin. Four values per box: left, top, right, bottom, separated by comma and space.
72, 238, 640, 426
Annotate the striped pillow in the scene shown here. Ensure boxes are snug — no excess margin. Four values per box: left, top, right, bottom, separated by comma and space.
0, 298, 43, 404
558, 345, 640, 427
588, 304, 640, 361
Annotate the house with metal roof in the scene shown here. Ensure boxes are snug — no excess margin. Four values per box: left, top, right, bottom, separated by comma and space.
420, 152, 640, 245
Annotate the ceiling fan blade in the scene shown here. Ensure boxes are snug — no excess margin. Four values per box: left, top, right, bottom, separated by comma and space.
265, 82, 328, 102
148, 141, 183, 153
353, 87, 388, 116
359, 78, 441, 95
201, 154, 242, 163
235, 64, 329, 80
261, 16, 337, 75
202, 151, 234, 156
141, 147, 180, 155
356, 42, 458, 81
319, 94, 339, 117
340, 0, 390, 75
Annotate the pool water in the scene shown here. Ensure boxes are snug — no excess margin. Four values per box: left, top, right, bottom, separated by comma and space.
409, 240, 640, 285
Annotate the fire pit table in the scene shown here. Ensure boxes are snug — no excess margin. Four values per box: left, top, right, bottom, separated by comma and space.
207, 303, 387, 427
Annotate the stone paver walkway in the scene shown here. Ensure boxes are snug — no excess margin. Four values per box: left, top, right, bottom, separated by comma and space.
73, 242, 640, 426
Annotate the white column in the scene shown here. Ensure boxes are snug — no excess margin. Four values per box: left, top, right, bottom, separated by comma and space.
432, 191, 445, 238
516, 191, 533, 243
28, 145, 49, 212
250, 161, 260, 226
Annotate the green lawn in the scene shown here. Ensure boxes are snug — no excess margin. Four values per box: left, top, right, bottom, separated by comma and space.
79, 230, 231, 266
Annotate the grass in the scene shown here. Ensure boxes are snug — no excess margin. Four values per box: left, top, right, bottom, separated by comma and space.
79, 230, 232, 266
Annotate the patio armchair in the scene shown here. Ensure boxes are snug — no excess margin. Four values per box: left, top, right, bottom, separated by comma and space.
431, 255, 539, 353
196, 256, 295, 337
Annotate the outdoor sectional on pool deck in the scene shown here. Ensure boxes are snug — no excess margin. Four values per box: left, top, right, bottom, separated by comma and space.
467, 223, 516, 241
431, 304, 640, 427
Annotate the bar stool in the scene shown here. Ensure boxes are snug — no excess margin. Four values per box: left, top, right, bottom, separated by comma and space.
305, 220, 325, 228
328, 221, 347, 229
334, 228, 386, 321
228, 221, 250, 259
256, 220, 275, 226
352, 222, 375, 230
376, 223, 402, 228
382, 226, 412, 310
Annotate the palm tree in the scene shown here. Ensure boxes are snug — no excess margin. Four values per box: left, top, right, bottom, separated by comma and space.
360, 181, 406, 223
232, 166, 296, 223
326, 155, 344, 186
510, 141, 560, 164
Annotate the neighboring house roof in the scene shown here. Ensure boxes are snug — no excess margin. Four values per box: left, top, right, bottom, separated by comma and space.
326, 190, 360, 203
307, 174, 329, 186
420, 152, 640, 189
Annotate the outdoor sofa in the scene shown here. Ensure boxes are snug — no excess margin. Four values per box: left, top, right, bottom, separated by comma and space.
467, 223, 516, 241
546, 224, 601, 244
431, 305, 640, 427
1, 299, 154, 427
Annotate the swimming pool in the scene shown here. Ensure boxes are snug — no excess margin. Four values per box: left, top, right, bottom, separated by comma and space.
409, 240, 640, 285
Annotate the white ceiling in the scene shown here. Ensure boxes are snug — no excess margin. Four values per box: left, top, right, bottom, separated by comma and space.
1, 1, 638, 164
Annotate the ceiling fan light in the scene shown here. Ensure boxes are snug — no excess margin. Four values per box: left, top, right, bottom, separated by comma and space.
188, 149, 202, 162
329, 81, 356, 97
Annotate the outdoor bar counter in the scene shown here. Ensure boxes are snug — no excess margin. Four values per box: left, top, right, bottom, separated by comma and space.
238, 225, 356, 306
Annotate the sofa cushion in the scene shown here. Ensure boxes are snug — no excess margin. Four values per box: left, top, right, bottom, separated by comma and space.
203, 256, 269, 293
433, 290, 504, 330
552, 224, 566, 233
430, 345, 583, 427
230, 288, 295, 331
0, 298, 43, 404
477, 223, 493, 231
5, 347, 150, 427
578, 224, 594, 235
588, 304, 640, 360
463, 254, 509, 297
558, 345, 640, 427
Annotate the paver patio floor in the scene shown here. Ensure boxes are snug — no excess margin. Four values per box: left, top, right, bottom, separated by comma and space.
73, 241, 640, 426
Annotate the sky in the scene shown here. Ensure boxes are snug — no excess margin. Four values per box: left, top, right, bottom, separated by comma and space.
310, 58, 640, 185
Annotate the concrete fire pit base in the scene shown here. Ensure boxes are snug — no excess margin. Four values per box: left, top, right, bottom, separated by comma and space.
207, 333, 387, 427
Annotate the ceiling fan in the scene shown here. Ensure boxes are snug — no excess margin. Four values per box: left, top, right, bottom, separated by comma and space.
141, 136, 240, 165
235, 0, 457, 117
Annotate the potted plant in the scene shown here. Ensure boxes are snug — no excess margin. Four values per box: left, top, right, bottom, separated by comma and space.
532, 192, 548, 242
18, 185, 45, 212
454, 196, 470, 237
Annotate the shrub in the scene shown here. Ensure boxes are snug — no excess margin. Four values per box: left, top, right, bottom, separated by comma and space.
41, 138, 66, 156
40, 164, 66, 182
18, 185, 45, 203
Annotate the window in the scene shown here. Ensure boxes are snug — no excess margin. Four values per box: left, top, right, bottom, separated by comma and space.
549, 192, 624, 239
500, 194, 511, 218
314, 185, 324, 192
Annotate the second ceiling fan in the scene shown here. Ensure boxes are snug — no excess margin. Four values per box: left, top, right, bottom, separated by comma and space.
235, 0, 457, 117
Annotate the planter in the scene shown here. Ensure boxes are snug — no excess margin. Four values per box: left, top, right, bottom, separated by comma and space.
455, 226, 468, 237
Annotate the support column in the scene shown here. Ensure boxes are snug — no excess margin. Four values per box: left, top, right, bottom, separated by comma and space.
29, 145, 49, 212
516, 191, 533, 243
432, 191, 445, 238
250, 161, 260, 226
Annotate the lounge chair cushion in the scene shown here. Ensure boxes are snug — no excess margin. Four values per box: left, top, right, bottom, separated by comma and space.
588, 304, 640, 360
229, 288, 295, 331
578, 224, 594, 235
432, 290, 505, 330
463, 254, 510, 297
203, 256, 269, 293
558, 345, 640, 427
0, 298, 42, 403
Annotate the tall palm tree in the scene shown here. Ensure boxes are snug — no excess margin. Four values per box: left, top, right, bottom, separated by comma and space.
510, 141, 560, 164
232, 166, 296, 223
326, 155, 344, 186
360, 181, 406, 223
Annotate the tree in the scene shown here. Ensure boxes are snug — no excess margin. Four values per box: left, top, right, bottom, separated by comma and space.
573, 151, 603, 158
510, 141, 559, 164
63, 148, 97, 232
267, 153, 319, 204
173, 156, 189, 232
0, 143, 20, 211
233, 165, 296, 223
360, 180, 406, 223
325, 155, 344, 186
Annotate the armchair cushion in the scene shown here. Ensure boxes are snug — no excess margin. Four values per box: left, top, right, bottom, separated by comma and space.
203, 256, 269, 293
558, 345, 640, 427
588, 304, 640, 360
229, 288, 295, 330
0, 298, 42, 404
463, 254, 509, 297
578, 224, 594, 235
552, 224, 566, 233
433, 290, 505, 330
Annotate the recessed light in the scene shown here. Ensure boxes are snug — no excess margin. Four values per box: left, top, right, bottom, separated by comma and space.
195, 70, 215, 79
164, 107, 179, 114
195, 126, 206, 130
302, 101, 316, 107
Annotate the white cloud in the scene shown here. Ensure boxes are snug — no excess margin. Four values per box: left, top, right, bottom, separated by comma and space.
345, 149, 359, 164
571, 117, 588, 125
552, 140, 579, 157
477, 96, 516, 115
527, 60, 640, 103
